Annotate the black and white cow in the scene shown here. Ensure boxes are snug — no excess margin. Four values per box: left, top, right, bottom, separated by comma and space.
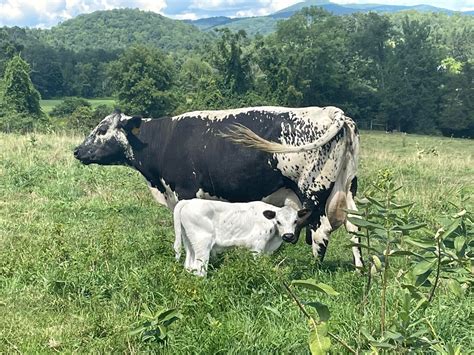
73, 106, 362, 267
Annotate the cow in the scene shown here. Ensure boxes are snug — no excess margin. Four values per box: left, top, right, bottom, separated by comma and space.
173, 199, 311, 276
73, 106, 362, 267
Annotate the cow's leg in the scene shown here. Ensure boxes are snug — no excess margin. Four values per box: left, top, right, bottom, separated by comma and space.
309, 215, 333, 261
345, 179, 363, 268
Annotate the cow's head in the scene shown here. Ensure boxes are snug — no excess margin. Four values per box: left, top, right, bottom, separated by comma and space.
73, 111, 142, 166
263, 206, 311, 244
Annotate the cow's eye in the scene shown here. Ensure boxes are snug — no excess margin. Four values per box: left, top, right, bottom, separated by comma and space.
277, 221, 281, 225
97, 127, 107, 135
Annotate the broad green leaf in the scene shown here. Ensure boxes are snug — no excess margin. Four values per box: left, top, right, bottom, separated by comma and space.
401, 284, 424, 299
405, 238, 436, 251
370, 341, 396, 349
157, 325, 167, 340
412, 297, 429, 313
415, 269, 433, 287
365, 195, 384, 208
389, 250, 424, 259
343, 208, 364, 216
413, 260, 436, 276
383, 330, 404, 341
389, 202, 414, 210
393, 223, 426, 232
441, 220, 461, 240
158, 308, 182, 326
129, 326, 147, 336
448, 279, 463, 297
306, 302, 330, 322
454, 236, 466, 254
360, 327, 376, 342
292, 280, 339, 296
309, 322, 331, 355
355, 197, 370, 205
347, 217, 383, 230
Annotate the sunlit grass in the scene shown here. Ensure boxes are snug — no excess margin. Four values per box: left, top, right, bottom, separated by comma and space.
40, 99, 116, 113
0, 131, 472, 352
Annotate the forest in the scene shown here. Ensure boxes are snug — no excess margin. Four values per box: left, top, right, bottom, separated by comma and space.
0, 7, 473, 137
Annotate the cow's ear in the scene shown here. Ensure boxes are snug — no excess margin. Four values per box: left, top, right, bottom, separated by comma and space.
263, 210, 276, 220
120, 116, 142, 135
297, 208, 311, 220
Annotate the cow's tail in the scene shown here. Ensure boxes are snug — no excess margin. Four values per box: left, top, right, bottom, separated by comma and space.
173, 201, 186, 261
219, 112, 348, 154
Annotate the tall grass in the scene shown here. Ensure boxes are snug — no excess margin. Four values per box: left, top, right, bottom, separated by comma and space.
0, 131, 472, 352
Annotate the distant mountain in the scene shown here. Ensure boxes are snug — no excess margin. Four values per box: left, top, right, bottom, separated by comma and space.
275, 1, 465, 16
37, 8, 212, 52
184, 16, 237, 30
188, 0, 471, 36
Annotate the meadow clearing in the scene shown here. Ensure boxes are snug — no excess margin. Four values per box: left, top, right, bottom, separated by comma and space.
40, 99, 116, 114
0, 130, 472, 353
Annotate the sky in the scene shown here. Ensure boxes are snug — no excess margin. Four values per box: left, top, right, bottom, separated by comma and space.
0, 0, 472, 28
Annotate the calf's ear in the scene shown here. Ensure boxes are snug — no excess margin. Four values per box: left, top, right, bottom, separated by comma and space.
263, 210, 276, 220
119, 116, 142, 135
297, 208, 311, 220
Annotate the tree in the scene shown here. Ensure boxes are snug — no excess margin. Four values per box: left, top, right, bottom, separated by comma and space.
381, 17, 441, 133
439, 61, 474, 138
109, 45, 175, 117
210, 29, 253, 95
2, 54, 42, 116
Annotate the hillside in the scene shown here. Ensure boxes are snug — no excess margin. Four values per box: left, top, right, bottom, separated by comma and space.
37, 8, 212, 52
189, 0, 472, 36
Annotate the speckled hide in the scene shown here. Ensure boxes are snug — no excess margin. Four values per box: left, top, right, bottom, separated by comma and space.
74, 106, 362, 267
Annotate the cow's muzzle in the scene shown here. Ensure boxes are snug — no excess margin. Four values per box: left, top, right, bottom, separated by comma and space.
282, 233, 297, 244
73, 147, 92, 165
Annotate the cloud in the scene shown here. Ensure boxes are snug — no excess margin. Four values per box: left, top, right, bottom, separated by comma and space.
0, 0, 470, 28
0, 0, 167, 28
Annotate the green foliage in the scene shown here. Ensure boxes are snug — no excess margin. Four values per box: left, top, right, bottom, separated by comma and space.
0, 55, 46, 132
50, 97, 91, 117
0, 131, 472, 352
347, 169, 473, 352
130, 305, 182, 344
109, 46, 176, 117
210, 29, 253, 95
2, 55, 42, 116
39, 8, 212, 52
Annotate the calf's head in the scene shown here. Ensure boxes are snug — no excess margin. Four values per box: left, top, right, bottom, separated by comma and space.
73, 111, 142, 166
263, 206, 311, 244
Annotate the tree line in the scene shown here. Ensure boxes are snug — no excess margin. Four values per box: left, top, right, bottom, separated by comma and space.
0, 8, 472, 137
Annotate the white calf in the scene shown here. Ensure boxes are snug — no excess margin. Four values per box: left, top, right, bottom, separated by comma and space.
173, 199, 311, 276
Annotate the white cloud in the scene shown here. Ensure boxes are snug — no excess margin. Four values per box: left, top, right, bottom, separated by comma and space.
0, 0, 167, 28
173, 12, 199, 20
0, 0, 471, 28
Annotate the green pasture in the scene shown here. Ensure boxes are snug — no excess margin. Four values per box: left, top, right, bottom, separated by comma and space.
41, 99, 116, 113
0, 131, 472, 353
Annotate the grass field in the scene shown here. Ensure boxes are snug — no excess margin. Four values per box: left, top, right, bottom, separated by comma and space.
40, 99, 116, 113
0, 130, 472, 353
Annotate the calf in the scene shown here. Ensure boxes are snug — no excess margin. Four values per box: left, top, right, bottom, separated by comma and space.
173, 199, 311, 276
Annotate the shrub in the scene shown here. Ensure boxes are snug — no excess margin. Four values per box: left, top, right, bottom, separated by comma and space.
49, 97, 91, 118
